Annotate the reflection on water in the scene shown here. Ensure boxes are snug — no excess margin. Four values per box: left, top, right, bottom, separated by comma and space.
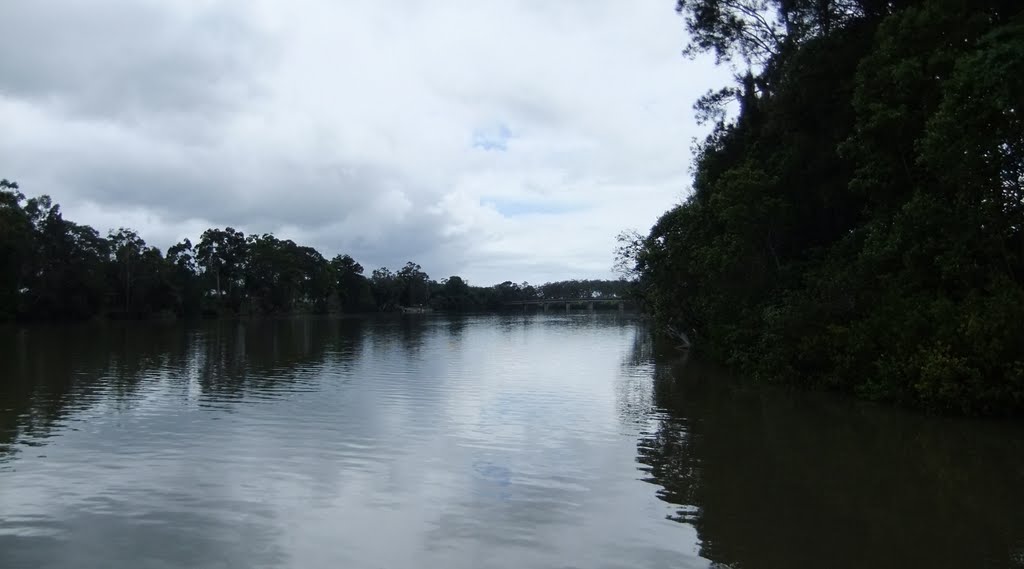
0, 315, 1022, 569
632, 333, 1024, 569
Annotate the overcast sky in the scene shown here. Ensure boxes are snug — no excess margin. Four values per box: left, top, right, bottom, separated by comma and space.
0, 0, 728, 285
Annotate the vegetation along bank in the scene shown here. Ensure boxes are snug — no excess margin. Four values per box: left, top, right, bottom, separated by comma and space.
619, 0, 1024, 415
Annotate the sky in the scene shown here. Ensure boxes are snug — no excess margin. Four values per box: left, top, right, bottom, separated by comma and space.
0, 0, 729, 285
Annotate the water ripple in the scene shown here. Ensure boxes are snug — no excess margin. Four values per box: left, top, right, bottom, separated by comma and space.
1, 316, 1021, 569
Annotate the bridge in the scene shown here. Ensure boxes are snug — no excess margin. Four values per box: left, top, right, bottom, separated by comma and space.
503, 297, 631, 313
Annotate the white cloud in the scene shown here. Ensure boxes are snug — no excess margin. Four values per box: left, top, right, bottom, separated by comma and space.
0, 0, 728, 284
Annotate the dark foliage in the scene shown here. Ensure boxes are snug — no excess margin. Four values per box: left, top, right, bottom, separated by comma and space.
627, 0, 1024, 414
0, 181, 631, 320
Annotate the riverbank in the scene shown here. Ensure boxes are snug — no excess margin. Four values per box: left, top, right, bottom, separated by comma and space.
627, 1, 1024, 416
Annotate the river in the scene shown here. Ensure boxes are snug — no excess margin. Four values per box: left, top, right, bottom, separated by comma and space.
1, 314, 1022, 568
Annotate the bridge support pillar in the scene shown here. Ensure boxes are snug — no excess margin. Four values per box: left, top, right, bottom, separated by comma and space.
587, 301, 594, 311
565, 302, 571, 313
618, 301, 625, 313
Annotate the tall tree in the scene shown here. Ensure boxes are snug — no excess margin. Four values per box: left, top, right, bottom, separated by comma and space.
0, 180, 31, 318
396, 261, 430, 307
108, 228, 147, 313
196, 227, 246, 310
330, 254, 373, 312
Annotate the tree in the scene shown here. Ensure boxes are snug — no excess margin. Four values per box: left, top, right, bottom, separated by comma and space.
370, 267, 400, 311
396, 261, 430, 307
331, 254, 372, 312
108, 228, 147, 313
631, 0, 1024, 414
24, 201, 109, 318
1, 180, 642, 323
433, 275, 473, 311
196, 227, 246, 310
0, 180, 31, 319
166, 239, 201, 316
297, 245, 332, 312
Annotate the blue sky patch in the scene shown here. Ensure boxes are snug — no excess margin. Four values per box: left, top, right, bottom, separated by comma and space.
472, 122, 513, 151
482, 198, 580, 217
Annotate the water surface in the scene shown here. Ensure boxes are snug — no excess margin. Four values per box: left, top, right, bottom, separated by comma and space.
0, 315, 1022, 568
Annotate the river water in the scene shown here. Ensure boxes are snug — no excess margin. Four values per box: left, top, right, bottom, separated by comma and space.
0, 315, 1022, 569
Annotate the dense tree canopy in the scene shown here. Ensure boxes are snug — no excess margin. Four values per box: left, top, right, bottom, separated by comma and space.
625, 0, 1024, 414
0, 181, 631, 320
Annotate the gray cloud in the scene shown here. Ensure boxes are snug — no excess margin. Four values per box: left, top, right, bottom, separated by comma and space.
0, 0, 729, 284
0, 1, 268, 123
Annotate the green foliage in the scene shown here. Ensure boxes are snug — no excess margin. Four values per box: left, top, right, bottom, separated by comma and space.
1, 179, 635, 321
331, 254, 374, 313
0, 180, 30, 319
633, 0, 1024, 414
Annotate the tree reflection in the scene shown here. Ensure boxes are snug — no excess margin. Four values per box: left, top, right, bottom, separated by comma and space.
0, 322, 144, 461
0, 317, 366, 462
632, 344, 1024, 569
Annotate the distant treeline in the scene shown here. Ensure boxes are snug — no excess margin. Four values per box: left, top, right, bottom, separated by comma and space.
621, 0, 1024, 414
0, 180, 631, 320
